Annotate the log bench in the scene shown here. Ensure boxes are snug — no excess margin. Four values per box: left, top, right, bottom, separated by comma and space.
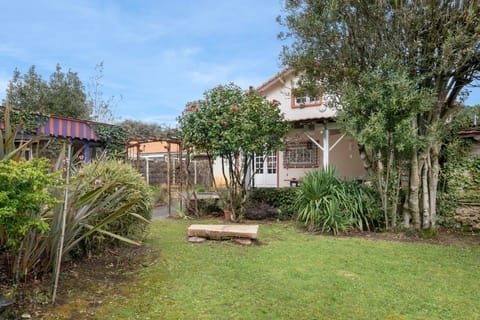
187, 224, 259, 240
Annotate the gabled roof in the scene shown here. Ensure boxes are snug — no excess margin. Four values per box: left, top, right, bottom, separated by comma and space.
257, 69, 337, 122
257, 69, 294, 92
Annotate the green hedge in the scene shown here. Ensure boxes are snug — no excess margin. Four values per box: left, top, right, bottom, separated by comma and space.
247, 187, 300, 219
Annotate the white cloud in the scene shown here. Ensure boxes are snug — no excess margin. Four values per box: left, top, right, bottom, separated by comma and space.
189, 64, 234, 85
160, 47, 202, 65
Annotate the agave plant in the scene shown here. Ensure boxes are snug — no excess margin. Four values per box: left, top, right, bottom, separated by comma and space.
295, 167, 380, 234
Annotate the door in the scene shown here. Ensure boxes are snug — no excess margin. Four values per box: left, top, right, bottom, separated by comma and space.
254, 152, 277, 187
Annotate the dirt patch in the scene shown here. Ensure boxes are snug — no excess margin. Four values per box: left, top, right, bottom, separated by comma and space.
0, 244, 159, 319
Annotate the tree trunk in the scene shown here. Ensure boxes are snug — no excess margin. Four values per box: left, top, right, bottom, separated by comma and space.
408, 150, 421, 229
421, 155, 430, 229
428, 144, 440, 227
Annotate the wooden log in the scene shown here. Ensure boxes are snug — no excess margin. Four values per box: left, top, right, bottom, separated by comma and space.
187, 224, 259, 240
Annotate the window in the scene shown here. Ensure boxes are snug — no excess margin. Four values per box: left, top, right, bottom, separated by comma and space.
266, 152, 277, 174
291, 88, 322, 108
255, 152, 277, 174
254, 155, 264, 174
295, 96, 307, 104
284, 143, 319, 168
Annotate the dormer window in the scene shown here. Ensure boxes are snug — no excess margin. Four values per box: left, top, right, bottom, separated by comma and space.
291, 87, 322, 108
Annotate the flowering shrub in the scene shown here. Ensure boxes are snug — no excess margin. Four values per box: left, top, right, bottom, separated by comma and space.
178, 83, 289, 219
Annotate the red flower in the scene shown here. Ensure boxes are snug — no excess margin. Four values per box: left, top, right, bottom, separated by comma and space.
245, 91, 249, 96
223, 121, 228, 126
186, 105, 192, 111
231, 105, 237, 111
195, 107, 199, 112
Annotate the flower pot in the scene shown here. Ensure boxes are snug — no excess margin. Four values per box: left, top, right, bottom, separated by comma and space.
223, 208, 231, 222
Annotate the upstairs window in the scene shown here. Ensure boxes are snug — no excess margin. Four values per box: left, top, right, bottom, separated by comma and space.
291, 87, 322, 108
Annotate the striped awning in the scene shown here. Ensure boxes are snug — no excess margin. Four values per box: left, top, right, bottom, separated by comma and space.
37, 116, 101, 141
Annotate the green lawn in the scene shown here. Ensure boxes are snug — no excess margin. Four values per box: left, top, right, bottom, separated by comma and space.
71, 220, 480, 319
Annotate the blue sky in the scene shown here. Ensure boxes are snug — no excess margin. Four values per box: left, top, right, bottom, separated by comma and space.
1, 1, 479, 127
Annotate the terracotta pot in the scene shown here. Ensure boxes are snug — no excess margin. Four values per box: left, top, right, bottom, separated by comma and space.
223, 208, 231, 222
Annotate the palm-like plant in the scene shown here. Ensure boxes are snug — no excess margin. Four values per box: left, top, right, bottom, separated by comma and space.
295, 167, 380, 234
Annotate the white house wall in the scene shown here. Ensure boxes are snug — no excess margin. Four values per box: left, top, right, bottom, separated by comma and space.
261, 72, 336, 122
277, 127, 365, 187
259, 71, 365, 187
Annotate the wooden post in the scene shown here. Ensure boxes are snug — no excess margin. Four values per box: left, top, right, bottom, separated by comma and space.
167, 142, 171, 217
52, 141, 72, 304
178, 142, 183, 214
145, 157, 150, 185
136, 144, 141, 170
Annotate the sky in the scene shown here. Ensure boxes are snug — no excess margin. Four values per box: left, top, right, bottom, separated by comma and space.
1, 1, 479, 127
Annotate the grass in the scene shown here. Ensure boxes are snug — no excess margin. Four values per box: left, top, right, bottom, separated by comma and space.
55, 220, 479, 319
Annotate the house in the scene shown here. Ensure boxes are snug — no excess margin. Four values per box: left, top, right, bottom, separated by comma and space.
251, 69, 365, 187
127, 140, 184, 161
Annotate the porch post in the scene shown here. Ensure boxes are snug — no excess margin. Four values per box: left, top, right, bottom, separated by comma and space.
323, 125, 329, 170
84, 140, 91, 163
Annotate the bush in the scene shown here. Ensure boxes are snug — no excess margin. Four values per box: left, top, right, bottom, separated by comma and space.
244, 202, 280, 220
0, 159, 59, 279
75, 159, 154, 252
295, 167, 381, 234
247, 187, 300, 219
196, 198, 223, 216
0, 159, 58, 249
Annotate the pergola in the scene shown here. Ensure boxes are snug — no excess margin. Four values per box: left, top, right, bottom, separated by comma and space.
126, 136, 184, 217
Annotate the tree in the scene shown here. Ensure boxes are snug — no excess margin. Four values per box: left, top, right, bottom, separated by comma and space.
119, 119, 173, 138
88, 62, 119, 124
6, 64, 91, 119
47, 64, 90, 119
279, 0, 480, 229
6, 66, 49, 114
178, 83, 289, 219
339, 62, 435, 229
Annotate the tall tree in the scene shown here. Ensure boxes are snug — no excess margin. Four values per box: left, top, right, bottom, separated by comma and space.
6, 64, 91, 119
279, 0, 480, 229
47, 64, 90, 119
6, 66, 49, 114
